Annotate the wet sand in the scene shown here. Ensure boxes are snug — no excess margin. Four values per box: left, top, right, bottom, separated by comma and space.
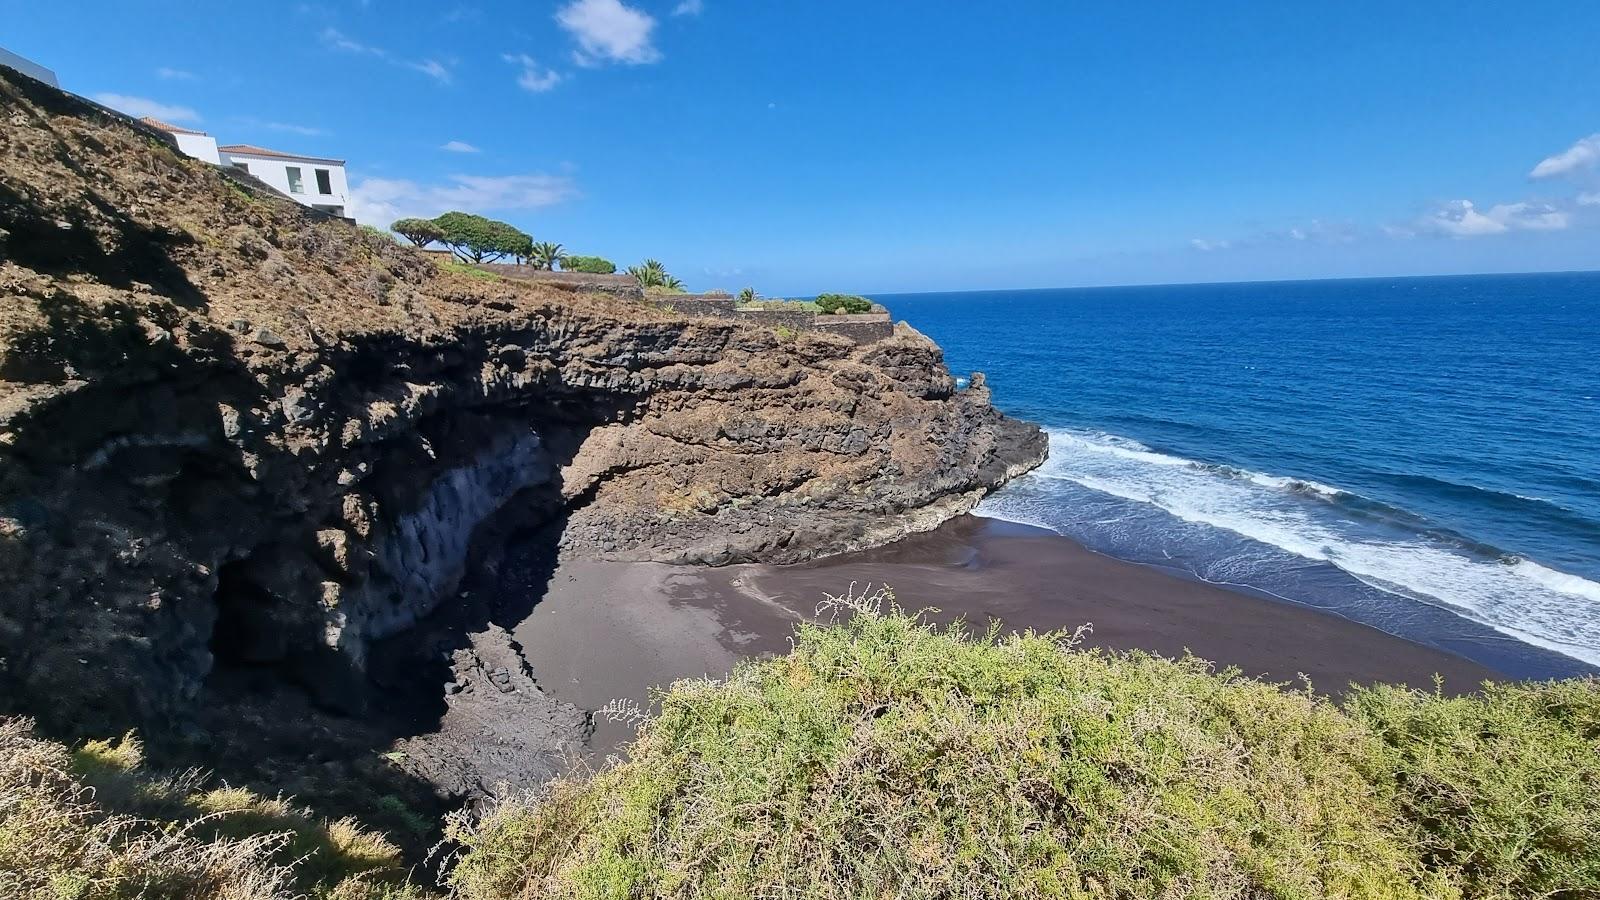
512, 515, 1499, 754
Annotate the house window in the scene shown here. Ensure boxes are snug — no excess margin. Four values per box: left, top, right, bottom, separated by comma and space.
286, 166, 304, 193
232, 162, 249, 173
315, 169, 332, 194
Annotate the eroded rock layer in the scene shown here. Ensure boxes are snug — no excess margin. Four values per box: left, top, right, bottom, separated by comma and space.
0, 70, 1044, 740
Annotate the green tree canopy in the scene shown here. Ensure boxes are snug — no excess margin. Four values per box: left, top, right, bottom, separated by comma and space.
562, 255, 617, 274
389, 217, 443, 248
432, 211, 531, 264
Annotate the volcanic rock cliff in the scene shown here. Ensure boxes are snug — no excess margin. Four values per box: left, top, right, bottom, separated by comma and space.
0, 71, 1043, 760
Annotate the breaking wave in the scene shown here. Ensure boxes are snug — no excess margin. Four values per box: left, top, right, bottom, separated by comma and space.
976, 429, 1600, 668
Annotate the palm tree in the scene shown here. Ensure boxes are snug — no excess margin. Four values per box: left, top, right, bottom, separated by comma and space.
530, 241, 566, 271
627, 258, 671, 288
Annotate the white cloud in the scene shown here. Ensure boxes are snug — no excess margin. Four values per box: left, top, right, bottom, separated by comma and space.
1530, 133, 1600, 180
322, 28, 452, 83
504, 53, 563, 92
441, 140, 480, 153
1415, 199, 1569, 238
93, 93, 200, 123
1189, 238, 1230, 251
155, 67, 194, 80
408, 59, 452, 83
235, 116, 326, 137
348, 173, 577, 225
321, 27, 378, 54
672, 0, 703, 15
556, 0, 661, 66
1579, 191, 1600, 207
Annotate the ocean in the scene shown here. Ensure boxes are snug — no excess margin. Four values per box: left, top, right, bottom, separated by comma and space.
878, 272, 1600, 679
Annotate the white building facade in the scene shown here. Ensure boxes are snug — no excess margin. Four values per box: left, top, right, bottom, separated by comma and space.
141, 119, 351, 219
139, 119, 221, 165
218, 145, 350, 218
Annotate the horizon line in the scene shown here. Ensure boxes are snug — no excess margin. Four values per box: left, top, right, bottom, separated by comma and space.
859, 267, 1600, 300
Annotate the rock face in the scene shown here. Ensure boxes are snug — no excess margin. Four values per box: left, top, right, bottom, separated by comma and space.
0, 71, 1045, 739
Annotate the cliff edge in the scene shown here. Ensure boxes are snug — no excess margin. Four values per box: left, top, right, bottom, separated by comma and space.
0, 70, 1044, 747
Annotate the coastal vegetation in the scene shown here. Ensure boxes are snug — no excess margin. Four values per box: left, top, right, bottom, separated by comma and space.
390, 217, 445, 248
0, 718, 426, 900
387, 212, 533, 264
561, 255, 617, 274
529, 241, 565, 271
448, 591, 1600, 900
430, 212, 533, 264
627, 258, 686, 293
815, 292, 875, 314
7, 596, 1598, 899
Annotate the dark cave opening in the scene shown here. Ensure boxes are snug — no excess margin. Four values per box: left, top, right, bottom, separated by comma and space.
209, 558, 288, 666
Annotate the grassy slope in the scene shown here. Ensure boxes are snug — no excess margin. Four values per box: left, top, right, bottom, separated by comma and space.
450, 590, 1600, 900
0, 718, 433, 899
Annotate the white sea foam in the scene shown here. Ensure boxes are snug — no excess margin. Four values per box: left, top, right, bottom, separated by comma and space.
977, 428, 1600, 667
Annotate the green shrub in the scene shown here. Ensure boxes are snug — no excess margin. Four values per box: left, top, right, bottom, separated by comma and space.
562, 255, 617, 274
1349, 680, 1600, 897
449, 592, 1600, 900
814, 292, 873, 314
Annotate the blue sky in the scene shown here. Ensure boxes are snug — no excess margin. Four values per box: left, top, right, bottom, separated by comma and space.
4, 0, 1598, 293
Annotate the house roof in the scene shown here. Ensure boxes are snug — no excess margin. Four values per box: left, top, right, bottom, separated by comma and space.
140, 117, 207, 136
218, 143, 345, 165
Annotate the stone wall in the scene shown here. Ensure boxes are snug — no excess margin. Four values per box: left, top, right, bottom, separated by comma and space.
655, 295, 737, 317
480, 265, 643, 299
452, 265, 894, 344
812, 312, 895, 344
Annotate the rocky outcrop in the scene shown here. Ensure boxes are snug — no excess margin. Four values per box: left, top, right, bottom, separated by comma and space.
0, 70, 1045, 740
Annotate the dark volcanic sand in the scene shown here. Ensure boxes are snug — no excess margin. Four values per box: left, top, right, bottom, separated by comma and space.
513, 515, 1498, 755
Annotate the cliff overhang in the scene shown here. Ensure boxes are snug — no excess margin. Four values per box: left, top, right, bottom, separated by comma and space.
0, 69, 1046, 750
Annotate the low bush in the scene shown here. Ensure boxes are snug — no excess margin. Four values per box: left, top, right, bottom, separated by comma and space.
814, 292, 874, 314
0, 718, 432, 899
450, 590, 1600, 900
561, 255, 617, 274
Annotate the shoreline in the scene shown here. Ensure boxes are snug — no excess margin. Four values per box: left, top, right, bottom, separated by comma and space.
509, 514, 1504, 756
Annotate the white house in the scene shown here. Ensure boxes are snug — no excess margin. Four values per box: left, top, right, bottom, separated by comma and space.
138, 118, 222, 165
218, 144, 350, 218
0, 46, 58, 87
141, 118, 351, 218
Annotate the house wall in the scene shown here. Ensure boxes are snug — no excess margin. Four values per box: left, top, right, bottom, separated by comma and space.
173, 132, 221, 165
220, 152, 350, 213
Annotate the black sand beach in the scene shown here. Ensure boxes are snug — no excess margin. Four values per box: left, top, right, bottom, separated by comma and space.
511, 515, 1499, 754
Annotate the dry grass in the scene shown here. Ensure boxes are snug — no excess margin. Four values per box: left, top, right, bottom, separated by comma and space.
0, 718, 434, 900
449, 588, 1600, 900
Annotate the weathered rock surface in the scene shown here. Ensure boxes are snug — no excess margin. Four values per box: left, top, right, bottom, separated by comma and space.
0, 70, 1045, 744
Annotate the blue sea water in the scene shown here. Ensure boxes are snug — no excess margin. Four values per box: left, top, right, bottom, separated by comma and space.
877, 272, 1600, 679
